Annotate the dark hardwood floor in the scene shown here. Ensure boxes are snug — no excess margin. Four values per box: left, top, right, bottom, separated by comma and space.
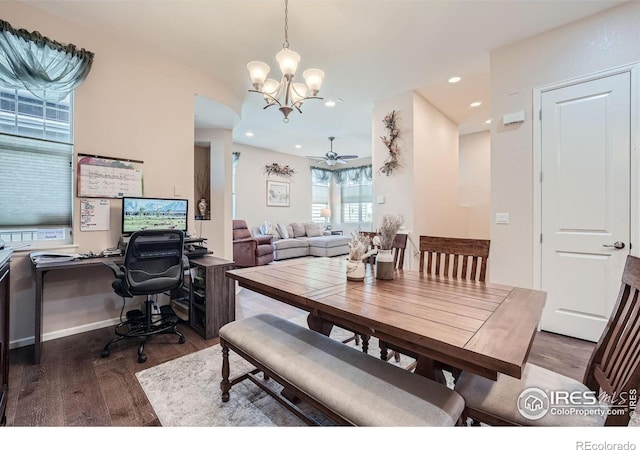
5, 288, 595, 426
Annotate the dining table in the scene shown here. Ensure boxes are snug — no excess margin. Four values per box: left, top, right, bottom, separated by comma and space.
225, 257, 546, 381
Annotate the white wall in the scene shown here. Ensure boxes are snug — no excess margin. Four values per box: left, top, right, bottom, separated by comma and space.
373, 91, 466, 269
4, 2, 241, 346
234, 144, 314, 230
490, 1, 640, 287
459, 131, 491, 239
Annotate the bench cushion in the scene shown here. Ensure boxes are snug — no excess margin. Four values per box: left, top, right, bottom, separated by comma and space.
220, 314, 464, 426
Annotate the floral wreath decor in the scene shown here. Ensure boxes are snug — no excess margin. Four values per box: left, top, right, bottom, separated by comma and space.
378, 109, 401, 176
264, 162, 295, 178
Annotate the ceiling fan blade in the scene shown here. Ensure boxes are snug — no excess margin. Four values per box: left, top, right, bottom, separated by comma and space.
305, 156, 326, 160
338, 155, 358, 160
335, 159, 348, 164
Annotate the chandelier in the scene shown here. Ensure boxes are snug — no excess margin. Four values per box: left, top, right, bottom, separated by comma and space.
246, 0, 325, 123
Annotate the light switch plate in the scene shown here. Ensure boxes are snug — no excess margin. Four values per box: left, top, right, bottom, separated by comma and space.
496, 213, 510, 224
377, 195, 385, 204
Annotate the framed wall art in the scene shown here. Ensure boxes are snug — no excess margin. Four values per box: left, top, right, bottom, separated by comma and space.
266, 180, 290, 207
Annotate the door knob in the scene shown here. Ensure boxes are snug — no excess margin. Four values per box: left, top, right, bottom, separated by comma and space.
602, 241, 625, 249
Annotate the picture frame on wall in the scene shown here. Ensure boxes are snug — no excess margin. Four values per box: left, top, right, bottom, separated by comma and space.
266, 180, 290, 207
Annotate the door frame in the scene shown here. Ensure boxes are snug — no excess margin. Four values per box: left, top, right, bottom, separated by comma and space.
532, 63, 640, 291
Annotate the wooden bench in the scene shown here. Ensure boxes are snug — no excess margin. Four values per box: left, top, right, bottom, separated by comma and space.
219, 314, 465, 426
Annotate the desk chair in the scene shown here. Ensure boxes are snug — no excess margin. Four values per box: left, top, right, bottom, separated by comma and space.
101, 229, 189, 363
455, 254, 640, 426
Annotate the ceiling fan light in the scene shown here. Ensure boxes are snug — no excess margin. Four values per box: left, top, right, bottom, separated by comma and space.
326, 159, 337, 166
303, 68, 324, 96
276, 48, 300, 76
247, 61, 270, 90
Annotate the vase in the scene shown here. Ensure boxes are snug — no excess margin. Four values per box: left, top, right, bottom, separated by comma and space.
376, 248, 394, 280
198, 198, 207, 217
346, 259, 365, 281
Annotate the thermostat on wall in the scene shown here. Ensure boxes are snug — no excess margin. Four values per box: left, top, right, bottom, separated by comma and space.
503, 111, 525, 125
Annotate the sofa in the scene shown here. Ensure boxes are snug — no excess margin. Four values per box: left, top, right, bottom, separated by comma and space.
252, 221, 351, 261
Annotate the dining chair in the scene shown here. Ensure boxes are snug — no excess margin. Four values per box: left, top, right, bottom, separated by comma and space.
361, 231, 407, 269
380, 235, 491, 372
454, 254, 640, 426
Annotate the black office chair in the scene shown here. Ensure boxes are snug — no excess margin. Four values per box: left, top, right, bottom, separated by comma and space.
101, 229, 189, 363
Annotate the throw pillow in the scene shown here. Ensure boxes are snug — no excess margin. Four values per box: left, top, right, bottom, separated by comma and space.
291, 222, 306, 237
260, 221, 279, 238
276, 223, 290, 239
304, 223, 323, 237
259, 221, 271, 235
286, 224, 294, 238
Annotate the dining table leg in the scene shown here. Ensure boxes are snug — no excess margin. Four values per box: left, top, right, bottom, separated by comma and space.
414, 356, 448, 385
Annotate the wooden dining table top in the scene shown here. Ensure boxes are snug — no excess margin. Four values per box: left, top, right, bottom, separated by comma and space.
226, 257, 546, 380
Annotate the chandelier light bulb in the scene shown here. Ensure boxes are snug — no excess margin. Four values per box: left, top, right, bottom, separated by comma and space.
247, 61, 270, 90
303, 69, 324, 95
276, 48, 300, 76
290, 83, 308, 103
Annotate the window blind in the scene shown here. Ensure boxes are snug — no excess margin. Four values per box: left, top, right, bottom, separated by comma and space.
0, 133, 72, 226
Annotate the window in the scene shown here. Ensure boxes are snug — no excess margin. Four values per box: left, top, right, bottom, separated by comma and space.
341, 178, 372, 224
0, 86, 73, 246
311, 178, 330, 224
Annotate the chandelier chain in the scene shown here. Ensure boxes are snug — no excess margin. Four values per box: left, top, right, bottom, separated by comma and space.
282, 0, 289, 49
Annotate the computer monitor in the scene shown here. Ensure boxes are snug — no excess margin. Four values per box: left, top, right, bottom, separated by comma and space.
121, 197, 188, 235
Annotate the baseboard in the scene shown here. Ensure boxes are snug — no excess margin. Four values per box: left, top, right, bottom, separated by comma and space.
9, 317, 122, 350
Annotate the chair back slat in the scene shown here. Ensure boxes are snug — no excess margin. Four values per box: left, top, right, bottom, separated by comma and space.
419, 236, 490, 281
583, 255, 640, 425
361, 231, 407, 270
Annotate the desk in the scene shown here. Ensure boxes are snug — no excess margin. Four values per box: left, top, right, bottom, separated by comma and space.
31, 256, 123, 364
226, 257, 546, 381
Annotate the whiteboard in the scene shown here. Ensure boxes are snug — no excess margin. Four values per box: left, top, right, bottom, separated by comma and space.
77, 155, 143, 198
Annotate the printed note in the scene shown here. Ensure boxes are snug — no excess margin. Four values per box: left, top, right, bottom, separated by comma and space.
80, 198, 110, 231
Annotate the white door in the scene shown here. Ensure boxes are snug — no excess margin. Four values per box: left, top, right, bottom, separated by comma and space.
540, 72, 630, 342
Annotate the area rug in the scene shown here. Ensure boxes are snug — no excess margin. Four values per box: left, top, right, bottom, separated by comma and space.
135, 315, 415, 426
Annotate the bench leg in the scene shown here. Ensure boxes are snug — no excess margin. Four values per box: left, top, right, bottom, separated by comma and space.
221, 341, 231, 402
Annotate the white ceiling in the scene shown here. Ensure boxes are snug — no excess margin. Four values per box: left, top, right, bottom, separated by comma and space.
26, 0, 624, 158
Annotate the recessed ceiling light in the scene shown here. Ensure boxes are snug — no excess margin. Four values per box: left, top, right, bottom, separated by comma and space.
245, 132, 254, 137
325, 100, 336, 107
295, 144, 302, 149
470, 101, 482, 108
485, 119, 492, 124
448, 76, 462, 84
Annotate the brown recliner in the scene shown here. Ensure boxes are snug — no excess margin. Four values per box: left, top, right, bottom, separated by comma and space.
232, 220, 274, 267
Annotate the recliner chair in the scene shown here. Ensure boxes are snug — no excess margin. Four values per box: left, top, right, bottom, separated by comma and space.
101, 229, 189, 363
232, 220, 274, 267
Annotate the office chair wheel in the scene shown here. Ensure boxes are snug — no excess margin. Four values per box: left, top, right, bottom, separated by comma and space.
179, 336, 185, 344
101, 348, 110, 358
137, 353, 147, 363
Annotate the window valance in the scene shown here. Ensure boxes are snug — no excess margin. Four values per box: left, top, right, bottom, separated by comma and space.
0, 19, 94, 102
311, 164, 372, 185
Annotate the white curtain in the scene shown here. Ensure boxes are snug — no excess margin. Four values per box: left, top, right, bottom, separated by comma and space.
0, 19, 93, 102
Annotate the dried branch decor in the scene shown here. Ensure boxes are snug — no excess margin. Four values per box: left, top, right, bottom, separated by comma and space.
264, 162, 295, 178
378, 110, 401, 176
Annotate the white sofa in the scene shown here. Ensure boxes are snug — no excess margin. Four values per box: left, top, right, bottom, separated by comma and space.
252, 222, 351, 261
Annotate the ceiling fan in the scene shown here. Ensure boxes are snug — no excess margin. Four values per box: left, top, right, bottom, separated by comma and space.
306, 137, 358, 166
